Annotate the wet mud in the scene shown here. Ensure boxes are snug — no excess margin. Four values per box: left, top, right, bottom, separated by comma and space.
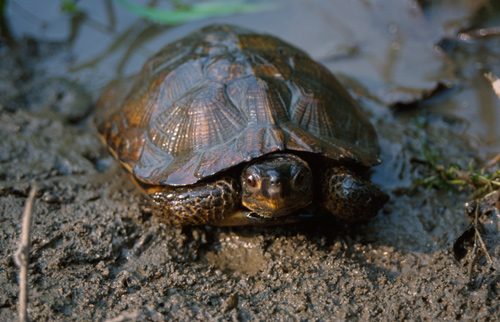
1, 1, 500, 321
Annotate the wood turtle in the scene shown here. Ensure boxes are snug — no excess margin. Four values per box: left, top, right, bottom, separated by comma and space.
95, 24, 388, 226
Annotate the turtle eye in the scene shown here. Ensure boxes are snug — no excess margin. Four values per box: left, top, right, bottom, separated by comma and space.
246, 174, 257, 188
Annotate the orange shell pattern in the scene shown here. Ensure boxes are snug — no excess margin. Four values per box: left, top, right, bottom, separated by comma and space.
95, 25, 380, 186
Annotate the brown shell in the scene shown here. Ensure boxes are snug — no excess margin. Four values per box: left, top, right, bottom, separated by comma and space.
95, 24, 380, 186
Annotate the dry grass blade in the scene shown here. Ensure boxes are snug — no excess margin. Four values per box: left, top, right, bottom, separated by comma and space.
14, 186, 37, 322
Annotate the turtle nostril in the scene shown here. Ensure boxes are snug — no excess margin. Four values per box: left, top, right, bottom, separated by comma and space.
269, 176, 280, 186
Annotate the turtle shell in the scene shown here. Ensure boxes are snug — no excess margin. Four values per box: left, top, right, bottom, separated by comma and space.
95, 24, 380, 186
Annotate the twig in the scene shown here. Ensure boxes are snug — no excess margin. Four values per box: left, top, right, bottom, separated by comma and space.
485, 152, 500, 168
473, 203, 493, 266
14, 186, 37, 322
459, 26, 500, 40
484, 72, 500, 100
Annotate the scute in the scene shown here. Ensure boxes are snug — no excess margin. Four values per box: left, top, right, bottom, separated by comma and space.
148, 81, 246, 155
95, 24, 381, 186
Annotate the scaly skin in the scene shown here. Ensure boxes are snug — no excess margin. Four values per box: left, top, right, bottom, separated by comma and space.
322, 167, 388, 222
145, 177, 240, 226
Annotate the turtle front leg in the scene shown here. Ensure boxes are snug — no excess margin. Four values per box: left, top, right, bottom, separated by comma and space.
143, 177, 240, 226
322, 167, 388, 222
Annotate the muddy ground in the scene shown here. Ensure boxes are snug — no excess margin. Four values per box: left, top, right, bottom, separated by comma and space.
1, 1, 500, 321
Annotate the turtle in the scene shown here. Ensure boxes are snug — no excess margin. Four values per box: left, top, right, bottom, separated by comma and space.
95, 24, 388, 226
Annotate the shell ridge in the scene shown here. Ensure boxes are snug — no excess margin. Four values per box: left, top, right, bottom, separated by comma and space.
267, 126, 286, 151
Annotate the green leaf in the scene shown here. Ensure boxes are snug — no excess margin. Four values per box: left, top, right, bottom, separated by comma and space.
60, 0, 84, 14
114, 0, 277, 25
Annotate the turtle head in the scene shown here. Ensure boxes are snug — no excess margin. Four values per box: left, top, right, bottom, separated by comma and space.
241, 154, 313, 218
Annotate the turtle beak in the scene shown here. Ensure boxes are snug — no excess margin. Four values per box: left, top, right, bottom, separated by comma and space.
262, 173, 291, 209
